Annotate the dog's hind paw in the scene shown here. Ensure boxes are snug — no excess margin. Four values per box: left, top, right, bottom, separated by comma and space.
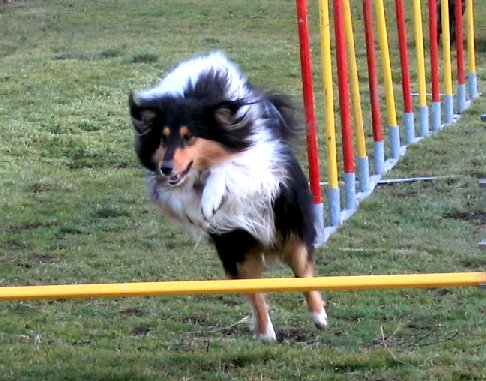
310, 308, 328, 330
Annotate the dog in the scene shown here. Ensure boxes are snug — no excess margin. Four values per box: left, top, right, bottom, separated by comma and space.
129, 51, 327, 342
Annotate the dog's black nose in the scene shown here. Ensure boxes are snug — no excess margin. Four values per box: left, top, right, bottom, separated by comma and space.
160, 161, 173, 176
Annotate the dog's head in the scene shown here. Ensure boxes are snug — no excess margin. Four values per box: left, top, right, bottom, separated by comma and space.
129, 92, 252, 186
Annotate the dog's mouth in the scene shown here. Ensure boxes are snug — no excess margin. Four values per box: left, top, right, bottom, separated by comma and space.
164, 161, 194, 186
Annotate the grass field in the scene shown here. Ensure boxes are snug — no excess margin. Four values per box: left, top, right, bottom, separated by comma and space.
1, 1, 485, 380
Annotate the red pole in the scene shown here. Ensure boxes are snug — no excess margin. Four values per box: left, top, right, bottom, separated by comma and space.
395, 0, 414, 113
333, 0, 354, 175
296, 0, 322, 204
455, 0, 465, 86
429, 0, 440, 103
363, 0, 383, 144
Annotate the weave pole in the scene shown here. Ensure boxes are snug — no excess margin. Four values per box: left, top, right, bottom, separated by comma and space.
429, 0, 442, 132
343, 0, 370, 194
395, 0, 416, 144
466, 0, 479, 98
413, 0, 429, 137
441, 0, 454, 124
455, 0, 466, 113
318, 0, 341, 227
1, 273, 484, 301
333, 0, 356, 211
296, 0, 325, 244
375, 0, 400, 159
363, 0, 385, 176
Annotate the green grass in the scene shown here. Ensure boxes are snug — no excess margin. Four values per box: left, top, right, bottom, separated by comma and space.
1, 1, 485, 380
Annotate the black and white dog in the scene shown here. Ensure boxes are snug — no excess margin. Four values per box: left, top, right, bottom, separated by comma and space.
129, 52, 327, 342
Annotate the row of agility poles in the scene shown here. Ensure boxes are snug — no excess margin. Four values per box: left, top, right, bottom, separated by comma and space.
296, 0, 480, 246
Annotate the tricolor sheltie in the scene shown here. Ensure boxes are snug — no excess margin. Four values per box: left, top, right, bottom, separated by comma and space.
129, 52, 327, 342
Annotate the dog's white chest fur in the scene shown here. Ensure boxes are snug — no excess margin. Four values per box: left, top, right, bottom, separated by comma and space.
147, 137, 287, 246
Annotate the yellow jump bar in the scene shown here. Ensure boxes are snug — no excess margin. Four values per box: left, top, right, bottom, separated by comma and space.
1, 273, 484, 301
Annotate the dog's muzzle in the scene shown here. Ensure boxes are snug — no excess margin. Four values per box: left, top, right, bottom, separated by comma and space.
159, 160, 193, 186
160, 161, 173, 176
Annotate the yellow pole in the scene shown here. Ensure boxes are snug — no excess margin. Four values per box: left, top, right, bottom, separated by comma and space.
375, 0, 400, 158
441, 0, 453, 95
466, 0, 479, 98
343, 0, 367, 159
441, 0, 454, 122
466, 0, 476, 74
318, 0, 341, 226
0, 273, 484, 301
318, 0, 338, 190
413, 0, 430, 137
413, 0, 427, 108
343, 0, 370, 192
375, 0, 398, 127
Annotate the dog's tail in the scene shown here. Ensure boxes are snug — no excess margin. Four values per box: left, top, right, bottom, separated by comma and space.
262, 93, 303, 142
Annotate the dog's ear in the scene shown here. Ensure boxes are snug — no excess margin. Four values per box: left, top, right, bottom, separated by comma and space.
206, 100, 244, 130
129, 92, 157, 135
213, 101, 239, 126
128, 91, 142, 119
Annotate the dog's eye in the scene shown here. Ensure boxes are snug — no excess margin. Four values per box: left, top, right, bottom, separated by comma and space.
182, 134, 194, 144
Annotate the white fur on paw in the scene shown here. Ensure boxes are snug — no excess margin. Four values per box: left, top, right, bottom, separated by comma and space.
201, 170, 226, 220
310, 308, 328, 330
248, 313, 256, 333
253, 319, 277, 343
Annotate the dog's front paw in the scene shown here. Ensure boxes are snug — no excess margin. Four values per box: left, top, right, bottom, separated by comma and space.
254, 324, 277, 343
249, 314, 277, 343
201, 171, 227, 220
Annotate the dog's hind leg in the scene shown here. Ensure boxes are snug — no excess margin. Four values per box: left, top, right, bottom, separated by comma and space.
283, 240, 328, 330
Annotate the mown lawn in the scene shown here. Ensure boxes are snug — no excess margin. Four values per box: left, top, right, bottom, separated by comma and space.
0, 1, 485, 380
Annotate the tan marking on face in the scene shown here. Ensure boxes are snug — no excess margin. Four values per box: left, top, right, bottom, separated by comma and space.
166, 137, 234, 173
153, 145, 166, 168
162, 127, 171, 139
179, 125, 190, 138
172, 146, 195, 174
153, 137, 234, 175
190, 138, 234, 170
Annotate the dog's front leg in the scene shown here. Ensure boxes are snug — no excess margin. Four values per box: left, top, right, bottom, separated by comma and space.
201, 166, 227, 220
